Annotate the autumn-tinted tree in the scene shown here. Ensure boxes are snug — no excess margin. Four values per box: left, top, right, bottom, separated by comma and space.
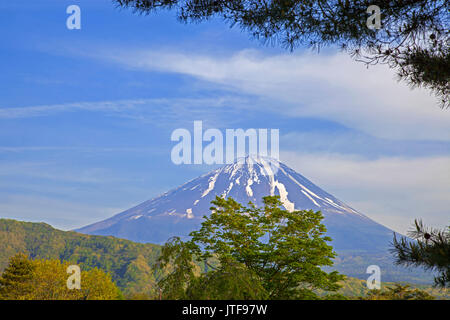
79, 267, 124, 300
157, 196, 344, 299
391, 220, 450, 288
114, 0, 449, 108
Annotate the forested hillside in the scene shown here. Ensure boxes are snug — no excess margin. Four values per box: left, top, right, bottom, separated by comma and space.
0, 219, 162, 297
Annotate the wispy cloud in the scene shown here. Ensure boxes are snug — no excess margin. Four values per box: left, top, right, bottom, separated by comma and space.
0, 96, 258, 128
0, 146, 163, 153
102, 48, 450, 141
0, 100, 139, 119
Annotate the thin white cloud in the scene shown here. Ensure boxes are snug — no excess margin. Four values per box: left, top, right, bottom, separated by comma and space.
281, 151, 450, 234
105, 48, 450, 141
0, 96, 254, 128
0, 146, 166, 154
0, 100, 141, 119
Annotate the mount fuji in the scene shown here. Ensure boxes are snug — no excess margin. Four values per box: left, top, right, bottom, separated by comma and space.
76, 156, 436, 282
77, 157, 395, 253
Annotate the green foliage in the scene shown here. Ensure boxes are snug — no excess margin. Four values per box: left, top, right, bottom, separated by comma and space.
114, 0, 449, 108
391, 220, 450, 288
364, 284, 435, 300
185, 260, 269, 299
158, 196, 344, 299
157, 236, 200, 299
318, 277, 449, 300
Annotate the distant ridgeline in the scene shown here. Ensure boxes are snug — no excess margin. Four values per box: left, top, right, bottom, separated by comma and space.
0, 219, 445, 299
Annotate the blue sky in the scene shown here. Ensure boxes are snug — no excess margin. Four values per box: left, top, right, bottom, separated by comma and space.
1, 0, 449, 233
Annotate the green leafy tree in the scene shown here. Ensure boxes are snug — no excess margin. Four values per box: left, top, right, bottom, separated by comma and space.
391, 220, 450, 288
157, 236, 200, 299
185, 259, 269, 299
0, 253, 35, 300
114, 0, 449, 108
157, 196, 344, 299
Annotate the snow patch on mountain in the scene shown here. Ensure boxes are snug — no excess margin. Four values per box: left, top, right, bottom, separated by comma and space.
246, 178, 254, 197
301, 190, 320, 207
273, 181, 295, 212
201, 170, 220, 198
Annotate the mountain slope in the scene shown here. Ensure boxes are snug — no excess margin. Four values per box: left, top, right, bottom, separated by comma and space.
77, 156, 393, 252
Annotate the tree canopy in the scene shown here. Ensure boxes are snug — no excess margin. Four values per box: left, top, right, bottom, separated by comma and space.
114, 0, 449, 108
0, 253, 123, 300
157, 196, 344, 299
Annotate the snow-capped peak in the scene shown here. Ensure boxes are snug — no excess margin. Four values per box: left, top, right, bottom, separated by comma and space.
76, 157, 393, 252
